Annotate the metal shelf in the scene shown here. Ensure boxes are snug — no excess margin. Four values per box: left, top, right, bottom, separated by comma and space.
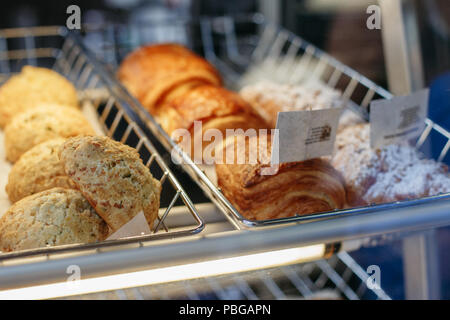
61, 252, 391, 300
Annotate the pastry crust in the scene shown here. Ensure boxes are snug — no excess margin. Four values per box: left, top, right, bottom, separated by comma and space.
158, 85, 269, 161
6, 138, 76, 203
117, 43, 222, 114
4, 103, 94, 163
216, 134, 346, 220
0, 188, 108, 252
332, 123, 450, 205
0, 65, 79, 128
239, 81, 343, 128
158, 85, 268, 134
59, 135, 162, 231
118, 45, 269, 163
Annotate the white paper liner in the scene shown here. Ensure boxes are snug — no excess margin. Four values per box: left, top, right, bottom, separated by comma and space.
106, 211, 151, 240
0, 130, 12, 219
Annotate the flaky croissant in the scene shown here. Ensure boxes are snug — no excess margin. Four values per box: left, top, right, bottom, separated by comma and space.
216, 134, 346, 220
158, 84, 268, 160
157, 84, 267, 133
118, 44, 268, 158
118, 43, 222, 114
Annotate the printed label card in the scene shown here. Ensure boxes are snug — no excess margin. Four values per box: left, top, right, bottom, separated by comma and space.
370, 89, 429, 148
270, 108, 342, 164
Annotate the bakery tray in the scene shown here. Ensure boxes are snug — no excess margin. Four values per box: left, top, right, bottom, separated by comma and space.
0, 26, 203, 261
81, 14, 450, 230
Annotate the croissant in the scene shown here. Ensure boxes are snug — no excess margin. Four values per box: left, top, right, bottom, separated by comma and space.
117, 43, 222, 114
332, 123, 450, 205
216, 133, 346, 220
158, 84, 268, 161
158, 84, 267, 132
118, 44, 269, 160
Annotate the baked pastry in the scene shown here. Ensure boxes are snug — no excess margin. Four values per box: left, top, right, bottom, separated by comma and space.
332, 123, 450, 205
117, 43, 222, 114
215, 133, 346, 220
157, 84, 269, 159
0, 65, 79, 128
59, 135, 162, 231
5, 138, 76, 203
118, 44, 270, 163
239, 81, 344, 128
158, 84, 267, 134
0, 188, 108, 252
4, 103, 94, 162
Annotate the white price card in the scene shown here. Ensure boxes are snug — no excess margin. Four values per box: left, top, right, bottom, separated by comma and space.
370, 89, 429, 149
107, 211, 151, 240
270, 108, 342, 164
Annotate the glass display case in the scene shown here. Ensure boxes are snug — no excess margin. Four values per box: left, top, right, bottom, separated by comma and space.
0, 0, 449, 300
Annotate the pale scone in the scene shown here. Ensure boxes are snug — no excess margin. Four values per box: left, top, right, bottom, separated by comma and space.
0, 65, 79, 128
6, 138, 77, 203
4, 103, 95, 163
0, 188, 109, 252
59, 135, 162, 231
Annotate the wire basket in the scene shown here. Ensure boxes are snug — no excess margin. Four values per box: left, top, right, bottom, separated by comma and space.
82, 14, 450, 230
61, 252, 390, 300
0, 26, 203, 261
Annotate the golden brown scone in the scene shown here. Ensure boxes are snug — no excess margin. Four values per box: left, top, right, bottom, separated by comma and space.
4, 104, 94, 163
117, 43, 222, 114
59, 135, 162, 231
0, 188, 109, 252
215, 133, 346, 220
0, 65, 79, 128
332, 123, 450, 206
6, 138, 76, 203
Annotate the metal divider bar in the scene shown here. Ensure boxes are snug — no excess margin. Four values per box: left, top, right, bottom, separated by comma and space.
281, 265, 313, 297
0, 37, 10, 73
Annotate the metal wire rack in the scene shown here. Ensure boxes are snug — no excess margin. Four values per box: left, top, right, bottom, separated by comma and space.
0, 27, 394, 299
0, 22, 430, 300
0, 26, 203, 261
61, 252, 390, 300
83, 14, 450, 230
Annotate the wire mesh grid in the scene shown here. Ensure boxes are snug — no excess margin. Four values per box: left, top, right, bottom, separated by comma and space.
61, 252, 390, 300
0, 26, 203, 262
82, 14, 450, 230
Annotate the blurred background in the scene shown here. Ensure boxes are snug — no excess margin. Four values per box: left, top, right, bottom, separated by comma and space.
0, 0, 448, 87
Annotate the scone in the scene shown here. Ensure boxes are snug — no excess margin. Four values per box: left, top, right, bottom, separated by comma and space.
6, 138, 76, 203
4, 103, 94, 162
0, 65, 79, 128
0, 188, 109, 252
59, 135, 162, 231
